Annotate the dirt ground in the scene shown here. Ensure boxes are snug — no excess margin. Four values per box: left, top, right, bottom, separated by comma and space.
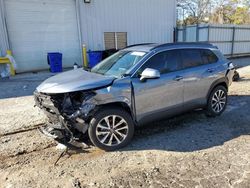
0, 63, 250, 188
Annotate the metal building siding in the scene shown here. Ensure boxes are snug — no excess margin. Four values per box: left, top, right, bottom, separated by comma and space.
199, 28, 208, 42
80, 0, 176, 50
0, 0, 9, 56
4, 0, 81, 72
212, 43, 232, 55
209, 28, 233, 42
177, 30, 183, 42
177, 24, 250, 56
234, 42, 250, 54
185, 26, 196, 42
235, 28, 250, 41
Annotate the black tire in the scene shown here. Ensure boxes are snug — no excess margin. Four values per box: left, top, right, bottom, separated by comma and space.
206, 85, 228, 117
233, 71, 240, 82
88, 108, 134, 151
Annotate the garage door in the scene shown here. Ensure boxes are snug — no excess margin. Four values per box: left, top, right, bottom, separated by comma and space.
4, 0, 81, 72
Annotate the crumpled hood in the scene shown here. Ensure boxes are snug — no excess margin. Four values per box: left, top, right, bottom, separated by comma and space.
36, 69, 115, 94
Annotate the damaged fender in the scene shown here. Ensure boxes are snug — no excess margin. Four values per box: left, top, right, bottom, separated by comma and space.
86, 77, 134, 120
34, 76, 134, 147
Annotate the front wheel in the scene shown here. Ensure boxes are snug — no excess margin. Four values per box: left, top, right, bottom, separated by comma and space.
206, 86, 228, 117
88, 108, 134, 151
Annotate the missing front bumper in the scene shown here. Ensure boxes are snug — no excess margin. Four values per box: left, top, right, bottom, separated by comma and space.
38, 125, 64, 140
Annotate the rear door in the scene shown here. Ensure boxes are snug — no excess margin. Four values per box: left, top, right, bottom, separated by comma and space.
181, 49, 220, 104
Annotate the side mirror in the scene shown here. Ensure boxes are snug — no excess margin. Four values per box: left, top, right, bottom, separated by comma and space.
140, 68, 160, 82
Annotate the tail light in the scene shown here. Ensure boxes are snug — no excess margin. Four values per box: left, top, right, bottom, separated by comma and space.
228, 62, 235, 70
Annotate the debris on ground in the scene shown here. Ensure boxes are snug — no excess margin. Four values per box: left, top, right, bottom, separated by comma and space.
233, 70, 240, 81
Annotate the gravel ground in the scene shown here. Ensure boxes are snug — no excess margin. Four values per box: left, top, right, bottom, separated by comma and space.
0, 71, 53, 135
0, 64, 249, 188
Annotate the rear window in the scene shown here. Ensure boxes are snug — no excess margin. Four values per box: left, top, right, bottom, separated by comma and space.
201, 49, 218, 64
181, 49, 219, 69
181, 49, 203, 69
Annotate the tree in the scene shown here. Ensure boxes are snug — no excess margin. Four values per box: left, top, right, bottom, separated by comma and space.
210, 0, 250, 24
177, 0, 250, 25
177, 0, 214, 25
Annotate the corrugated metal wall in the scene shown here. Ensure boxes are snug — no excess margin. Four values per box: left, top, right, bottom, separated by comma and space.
177, 29, 183, 42
185, 26, 196, 42
199, 28, 208, 42
0, 0, 176, 72
234, 27, 250, 55
0, 0, 10, 74
80, 0, 176, 50
0, 0, 9, 56
4, 0, 81, 72
177, 24, 250, 57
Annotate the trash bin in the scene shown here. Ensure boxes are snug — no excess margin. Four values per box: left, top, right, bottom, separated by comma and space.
47, 52, 62, 73
87, 51, 103, 68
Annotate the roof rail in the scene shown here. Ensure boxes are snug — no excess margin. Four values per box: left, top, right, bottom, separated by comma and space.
152, 42, 215, 50
124, 43, 155, 49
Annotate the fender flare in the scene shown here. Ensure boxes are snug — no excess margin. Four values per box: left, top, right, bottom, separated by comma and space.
206, 77, 229, 100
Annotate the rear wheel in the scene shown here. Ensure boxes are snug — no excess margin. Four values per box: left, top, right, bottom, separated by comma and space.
206, 86, 228, 117
88, 108, 134, 151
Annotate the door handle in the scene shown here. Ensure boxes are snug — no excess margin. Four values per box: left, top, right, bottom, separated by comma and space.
174, 76, 183, 81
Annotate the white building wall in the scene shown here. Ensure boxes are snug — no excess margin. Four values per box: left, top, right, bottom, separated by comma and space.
4, 0, 81, 72
80, 0, 176, 50
0, 0, 9, 56
0, 0, 176, 72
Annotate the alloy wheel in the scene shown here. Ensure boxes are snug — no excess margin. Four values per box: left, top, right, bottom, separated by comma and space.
96, 115, 129, 147
211, 89, 227, 113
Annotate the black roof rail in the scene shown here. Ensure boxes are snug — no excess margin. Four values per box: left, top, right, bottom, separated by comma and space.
124, 43, 155, 49
152, 42, 215, 50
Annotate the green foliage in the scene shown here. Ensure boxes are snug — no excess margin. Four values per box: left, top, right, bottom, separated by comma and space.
177, 0, 250, 25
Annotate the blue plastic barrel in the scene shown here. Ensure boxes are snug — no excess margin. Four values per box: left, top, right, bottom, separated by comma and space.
47, 52, 62, 73
87, 51, 103, 68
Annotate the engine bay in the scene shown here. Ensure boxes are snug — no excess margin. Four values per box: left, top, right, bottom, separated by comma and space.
34, 91, 97, 148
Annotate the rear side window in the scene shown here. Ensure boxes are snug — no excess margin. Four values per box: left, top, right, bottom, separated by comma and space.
201, 49, 218, 64
181, 49, 203, 68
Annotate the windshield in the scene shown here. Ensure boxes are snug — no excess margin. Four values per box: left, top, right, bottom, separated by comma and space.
91, 51, 146, 77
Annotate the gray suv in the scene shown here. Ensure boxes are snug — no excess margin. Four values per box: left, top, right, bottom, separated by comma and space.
35, 43, 235, 151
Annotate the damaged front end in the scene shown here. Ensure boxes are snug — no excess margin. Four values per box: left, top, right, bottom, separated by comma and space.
34, 90, 97, 148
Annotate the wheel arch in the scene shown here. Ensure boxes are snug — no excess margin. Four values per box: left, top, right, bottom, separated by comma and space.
98, 102, 132, 113
93, 102, 136, 123
206, 78, 229, 100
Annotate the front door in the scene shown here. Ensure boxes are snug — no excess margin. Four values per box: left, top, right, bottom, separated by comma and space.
131, 50, 184, 123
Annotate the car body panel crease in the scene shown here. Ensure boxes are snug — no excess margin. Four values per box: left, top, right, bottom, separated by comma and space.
37, 68, 116, 94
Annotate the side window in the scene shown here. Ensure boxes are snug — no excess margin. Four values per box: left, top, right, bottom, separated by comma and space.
181, 49, 203, 69
139, 52, 166, 74
137, 50, 182, 75
201, 49, 218, 64
164, 50, 182, 73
